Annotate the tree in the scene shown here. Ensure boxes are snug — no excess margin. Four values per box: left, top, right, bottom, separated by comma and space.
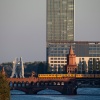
37, 62, 45, 74
0, 68, 10, 100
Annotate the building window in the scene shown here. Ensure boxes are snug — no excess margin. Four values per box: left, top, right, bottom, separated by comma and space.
58, 61, 60, 63
61, 61, 64, 63
54, 61, 57, 63
51, 58, 53, 60
51, 61, 53, 63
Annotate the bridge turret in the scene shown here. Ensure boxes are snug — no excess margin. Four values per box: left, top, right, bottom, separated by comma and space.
1, 67, 6, 76
67, 46, 77, 74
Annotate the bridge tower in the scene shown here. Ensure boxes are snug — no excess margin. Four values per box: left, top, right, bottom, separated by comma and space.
67, 46, 77, 73
1, 67, 6, 76
10, 57, 24, 78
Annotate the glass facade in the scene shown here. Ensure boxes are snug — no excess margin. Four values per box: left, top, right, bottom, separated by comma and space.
47, 0, 74, 42
48, 42, 100, 57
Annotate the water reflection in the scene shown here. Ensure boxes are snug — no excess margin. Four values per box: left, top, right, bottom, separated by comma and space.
38, 89, 61, 95
77, 88, 100, 95
11, 90, 25, 95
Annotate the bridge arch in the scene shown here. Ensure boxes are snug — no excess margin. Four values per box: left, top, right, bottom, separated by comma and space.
25, 81, 29, 86
10, 88, 27, 94
21, 81, 26, 87
17, 81, 22, 87
13, 82, 17, 87
9, 81, 13, 87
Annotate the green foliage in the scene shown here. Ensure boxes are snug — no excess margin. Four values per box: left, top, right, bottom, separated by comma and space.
0, 72, 10, 100
24, 61, 47, 76
37, 62, 45, 74
2, 62, 12, 66
0, 62, 12, 77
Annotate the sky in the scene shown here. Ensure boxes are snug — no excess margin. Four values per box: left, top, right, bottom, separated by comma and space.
0, 0, 100, 63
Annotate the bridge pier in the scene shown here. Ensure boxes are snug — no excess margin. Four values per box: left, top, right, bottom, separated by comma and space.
62, 82, 77, 95
62, 87, 77, 95
26, 91, 37, 95
25, 89, 37, 95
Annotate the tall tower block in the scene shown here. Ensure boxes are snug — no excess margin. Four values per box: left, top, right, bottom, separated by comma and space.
67, 46, 77, 73
47, 0, 74, 42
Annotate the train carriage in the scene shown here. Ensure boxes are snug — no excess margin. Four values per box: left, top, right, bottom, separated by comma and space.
67, 74, 75, 78
95, 74, 100, 78
38, 74, 95, 79
76, 74, 94, 78
38, 74, 56, 79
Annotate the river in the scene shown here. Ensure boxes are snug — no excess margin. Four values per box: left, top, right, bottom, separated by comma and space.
11, 88, 100, 100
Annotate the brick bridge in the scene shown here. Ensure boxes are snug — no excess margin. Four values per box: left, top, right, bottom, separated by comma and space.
7, 77, 77, 95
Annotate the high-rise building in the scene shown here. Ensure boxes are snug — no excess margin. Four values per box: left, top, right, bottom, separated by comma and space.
46, 0, 74, 73
46, 0, 100, 74
47, 0, 74, 42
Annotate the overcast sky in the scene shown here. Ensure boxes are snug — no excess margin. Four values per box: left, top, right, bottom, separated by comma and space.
0, 0, 100, 63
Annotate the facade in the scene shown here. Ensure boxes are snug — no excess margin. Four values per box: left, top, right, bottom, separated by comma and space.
77, 57, 100, 74
47, 41, 100, 73
47, 0, 74, 42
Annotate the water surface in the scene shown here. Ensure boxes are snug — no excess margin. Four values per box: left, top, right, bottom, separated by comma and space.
11, 88, 100, 100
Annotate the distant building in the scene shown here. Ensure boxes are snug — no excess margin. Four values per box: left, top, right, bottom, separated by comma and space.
47, 0, 74, 42
48, 41, 100, 73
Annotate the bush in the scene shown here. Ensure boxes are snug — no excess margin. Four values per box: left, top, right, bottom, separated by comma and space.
0, 72, 10, 100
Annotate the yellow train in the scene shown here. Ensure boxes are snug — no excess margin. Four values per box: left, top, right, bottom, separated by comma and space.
38, 74, 100, 79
